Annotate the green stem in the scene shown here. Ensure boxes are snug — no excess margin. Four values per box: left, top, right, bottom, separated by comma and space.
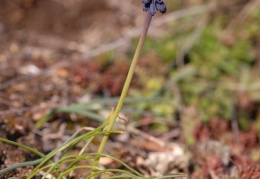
91, 13, 153, 178
99, 12, 152, 154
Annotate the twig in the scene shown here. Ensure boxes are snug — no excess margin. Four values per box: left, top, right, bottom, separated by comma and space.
175, 15, 208, 68
209, 169, 220, 179
0, 75, 35, 90
127, 125, 166, 148
0, 61, 68, 90
0, 104, 63, 116
231, 101, 240, 145
224, 0, 260, 32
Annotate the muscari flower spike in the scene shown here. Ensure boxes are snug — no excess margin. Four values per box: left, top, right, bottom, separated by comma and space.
142, 0, 167, 16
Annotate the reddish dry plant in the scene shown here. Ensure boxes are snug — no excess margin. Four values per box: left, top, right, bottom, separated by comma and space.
233, 156, 260, 179
192, 156, 224, 179
71, 60, 130, 96
193, 117, 229, 142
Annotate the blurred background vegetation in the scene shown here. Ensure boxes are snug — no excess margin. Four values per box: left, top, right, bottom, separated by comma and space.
0, 0, 260, 177
0, 0, 259, 141
130, 0, 260, 140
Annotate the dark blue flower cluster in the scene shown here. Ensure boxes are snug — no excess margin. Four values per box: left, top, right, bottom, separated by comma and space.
142, 0, 167, 16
